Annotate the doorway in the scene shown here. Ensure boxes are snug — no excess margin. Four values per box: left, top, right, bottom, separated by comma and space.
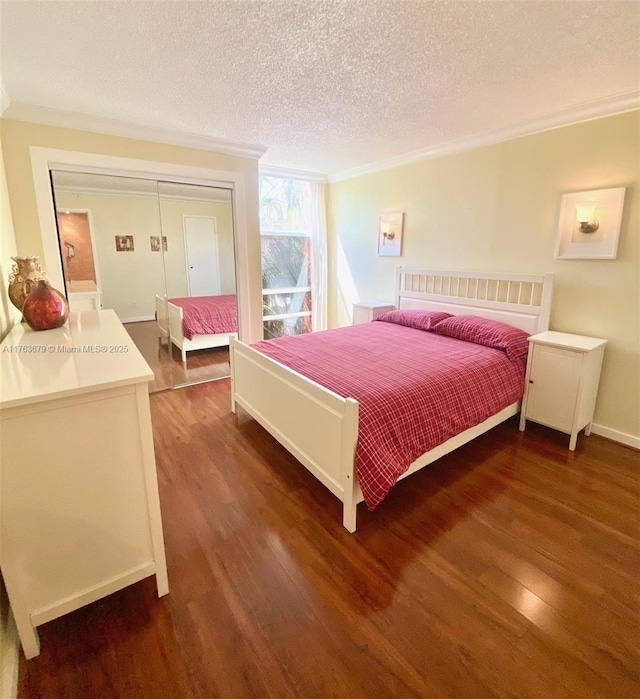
184, 216, 221, 297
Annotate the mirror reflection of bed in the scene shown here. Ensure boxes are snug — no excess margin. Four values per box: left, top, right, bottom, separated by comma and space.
124, 317, 233, 391
153, 292, 237, 388
50, 173, 238, 392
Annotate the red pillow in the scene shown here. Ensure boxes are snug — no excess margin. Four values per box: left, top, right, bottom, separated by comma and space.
434, 314, 530, 360
375, 309, 452, 332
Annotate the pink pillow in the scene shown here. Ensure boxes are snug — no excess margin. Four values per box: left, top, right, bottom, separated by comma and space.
375, 309, 452, 332
434, 315, 530, 360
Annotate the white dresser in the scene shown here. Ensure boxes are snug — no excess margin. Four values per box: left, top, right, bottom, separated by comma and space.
519, 331, 607, 450
0, 310, 168, 659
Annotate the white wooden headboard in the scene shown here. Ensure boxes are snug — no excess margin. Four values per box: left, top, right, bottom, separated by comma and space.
395, 268, 554, 335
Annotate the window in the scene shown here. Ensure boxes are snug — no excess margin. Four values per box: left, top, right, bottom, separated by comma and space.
259, 175, 326, 339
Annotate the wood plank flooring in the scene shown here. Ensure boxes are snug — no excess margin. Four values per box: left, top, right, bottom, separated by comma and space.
18, 379, 640, 698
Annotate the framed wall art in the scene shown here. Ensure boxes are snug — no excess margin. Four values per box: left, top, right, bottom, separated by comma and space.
115, 235, 134, 252
150, 236, 167, 252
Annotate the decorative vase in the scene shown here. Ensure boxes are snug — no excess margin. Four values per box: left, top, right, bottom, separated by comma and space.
8, 256, 47, 312
22, 280, 69, 331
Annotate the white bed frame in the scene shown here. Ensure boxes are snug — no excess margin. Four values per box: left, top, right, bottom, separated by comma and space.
230, 268, 554, 532
155, 295, 237, 362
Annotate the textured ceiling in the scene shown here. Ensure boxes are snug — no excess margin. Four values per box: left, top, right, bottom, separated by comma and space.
1, 1, 639, 175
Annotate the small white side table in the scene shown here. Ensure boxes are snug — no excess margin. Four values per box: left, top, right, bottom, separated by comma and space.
519, 331, 607, 450
352, 301, 395, 325
67, 280, 102, 312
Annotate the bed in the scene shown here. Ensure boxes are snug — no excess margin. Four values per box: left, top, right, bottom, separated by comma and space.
230, 268, 554, 532
155, 294, 238, 362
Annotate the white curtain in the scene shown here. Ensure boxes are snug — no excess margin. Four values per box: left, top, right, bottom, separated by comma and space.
307, 181, 327, 332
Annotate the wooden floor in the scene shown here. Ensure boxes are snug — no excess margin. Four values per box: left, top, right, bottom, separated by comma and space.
124, 320, 231, 392
18, 380, 640, 698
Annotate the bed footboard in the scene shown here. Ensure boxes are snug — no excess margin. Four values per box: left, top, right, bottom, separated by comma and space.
230, 338, 360, 531
167, 302, 186, 361
155, 295, 169, 343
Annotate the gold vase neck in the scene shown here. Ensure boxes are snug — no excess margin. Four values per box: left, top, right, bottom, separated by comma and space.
11, 256, 43, 270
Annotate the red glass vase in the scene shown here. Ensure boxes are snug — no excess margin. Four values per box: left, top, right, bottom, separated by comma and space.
22, 280, 69, 331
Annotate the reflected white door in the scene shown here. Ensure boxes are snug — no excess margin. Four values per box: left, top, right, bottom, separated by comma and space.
184, 216, 221, 297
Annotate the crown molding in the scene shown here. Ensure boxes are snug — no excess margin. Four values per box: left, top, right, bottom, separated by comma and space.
329, 90, 640, 183
260, 164, 328, 183
2, 102, 269, 159
55, 183, 158, 199
54, 182, 231, 204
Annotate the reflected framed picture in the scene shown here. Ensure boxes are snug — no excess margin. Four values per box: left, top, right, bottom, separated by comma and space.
378, 212, 403, 256
115, 235, 134, 252
151, 235, 168, 252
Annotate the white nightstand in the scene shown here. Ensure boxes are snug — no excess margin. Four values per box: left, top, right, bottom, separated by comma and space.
352, 301, 395, 325
67, 280, 102, 312
519, 331, 607, 450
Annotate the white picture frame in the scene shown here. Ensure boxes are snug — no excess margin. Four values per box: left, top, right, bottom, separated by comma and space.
377, 212, 404, 257
555, 187, 626, 260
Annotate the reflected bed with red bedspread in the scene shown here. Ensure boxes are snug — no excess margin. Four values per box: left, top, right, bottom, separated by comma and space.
168, 294, 237, 339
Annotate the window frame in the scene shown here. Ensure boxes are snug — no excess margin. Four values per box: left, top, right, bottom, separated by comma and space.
259, 198, 314, 337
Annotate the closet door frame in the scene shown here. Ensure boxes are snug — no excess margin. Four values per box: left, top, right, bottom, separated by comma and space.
30, 147, 253, 343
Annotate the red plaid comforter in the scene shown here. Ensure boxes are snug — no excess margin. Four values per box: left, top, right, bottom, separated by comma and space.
169, 295, 237, 340
252, 322, 526, 510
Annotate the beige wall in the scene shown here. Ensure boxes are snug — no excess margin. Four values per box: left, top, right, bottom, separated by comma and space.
0, 136, 21, 689
55, 191, 165, 319
55, 190, 236, 320
0, 135, 21, 340
328, 111, 639, 440
0, 119, 262, 341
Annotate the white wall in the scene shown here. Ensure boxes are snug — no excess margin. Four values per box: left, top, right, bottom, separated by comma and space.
55, 191, 236, 321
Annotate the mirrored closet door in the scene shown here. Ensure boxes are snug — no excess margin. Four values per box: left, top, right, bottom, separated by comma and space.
156, 181, 237, 388
50, 172, 238, 392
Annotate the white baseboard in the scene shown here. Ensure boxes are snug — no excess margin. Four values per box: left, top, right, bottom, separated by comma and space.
1, 610, 19, 699
590, 423, 640, 450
